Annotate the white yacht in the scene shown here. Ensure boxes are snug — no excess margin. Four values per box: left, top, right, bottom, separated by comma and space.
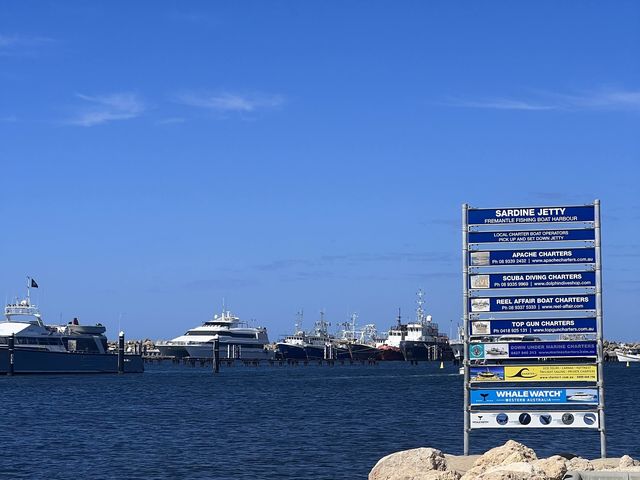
0, 280, 143, 373
157, 307, 273, 360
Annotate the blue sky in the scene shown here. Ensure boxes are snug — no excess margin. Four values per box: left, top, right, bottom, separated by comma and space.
1, 1, 638, 341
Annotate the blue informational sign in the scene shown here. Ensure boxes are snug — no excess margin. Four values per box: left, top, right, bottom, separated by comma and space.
470, 248, 595, 267
470, 388, 599, 405
470, 295, 595, 313
470, 318, 597, 336
467, 206, 595, 225
469, 272, 596, 290
469, 229, 595, 244
468, 341, 597, 360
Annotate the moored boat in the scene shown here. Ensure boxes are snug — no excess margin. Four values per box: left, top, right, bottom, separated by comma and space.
0, 279, 143, 374
399, 289, 453, 362
159, 305, 273, 360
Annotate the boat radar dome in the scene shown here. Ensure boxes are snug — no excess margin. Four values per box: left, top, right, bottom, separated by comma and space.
20, 299, 28, 306
427, 315, 433, 322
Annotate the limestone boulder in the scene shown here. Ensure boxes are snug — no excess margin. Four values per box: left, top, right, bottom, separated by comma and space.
566, 457, 594, 471
461, 441, 538, 479
619, 455, 640, 468
469, 462, 546, 480
369, 447, 459, 480
531, 455, 567, 480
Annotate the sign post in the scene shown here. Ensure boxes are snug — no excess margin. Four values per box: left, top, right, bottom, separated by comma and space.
462, 204, 470, 455
462, 202, 605, 457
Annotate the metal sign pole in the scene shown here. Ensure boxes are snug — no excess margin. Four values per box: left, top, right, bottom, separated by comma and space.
594, 199, 606, 458
462, 203, 470, 455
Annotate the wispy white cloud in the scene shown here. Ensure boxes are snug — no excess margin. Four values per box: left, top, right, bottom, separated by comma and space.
175, 91, 285, 113
67, 92, 145, 127
156, 117, 186, 125
445, 88, 640, 112
0, 34, 55, 56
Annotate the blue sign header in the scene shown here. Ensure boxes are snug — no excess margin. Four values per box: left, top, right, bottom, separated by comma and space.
469, 229, 595, 244
470, 295, 595, 313
470, 318, 597, 336
470, 248, 595, 267
470, 388, 599, 405
467, 206, 595, 225
469, 271, 596, 290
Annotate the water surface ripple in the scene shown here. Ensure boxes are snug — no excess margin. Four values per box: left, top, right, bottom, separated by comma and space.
0, 362, 635, 479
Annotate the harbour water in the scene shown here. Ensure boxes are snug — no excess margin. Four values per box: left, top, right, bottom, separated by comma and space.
2, 362, 637, 479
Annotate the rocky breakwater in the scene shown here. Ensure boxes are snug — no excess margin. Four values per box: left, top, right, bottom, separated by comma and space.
369, 440, 640, 480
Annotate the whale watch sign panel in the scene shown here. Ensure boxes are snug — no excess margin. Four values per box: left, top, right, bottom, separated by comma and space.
463, 203, 604, 453
470, 388, 599, 405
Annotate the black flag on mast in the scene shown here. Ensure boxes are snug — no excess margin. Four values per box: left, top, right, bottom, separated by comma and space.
30, 278, 38, 288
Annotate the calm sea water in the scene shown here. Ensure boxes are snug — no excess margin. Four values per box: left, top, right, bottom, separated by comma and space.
1, 362, 636, 479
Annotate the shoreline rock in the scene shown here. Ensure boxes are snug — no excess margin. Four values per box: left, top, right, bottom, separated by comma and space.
369, 440, 628, 480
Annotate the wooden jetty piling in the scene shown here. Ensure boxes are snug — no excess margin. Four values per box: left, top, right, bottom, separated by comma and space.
117, 331, 125, 374
7, 333, 15, 376
213, 337, 220, 374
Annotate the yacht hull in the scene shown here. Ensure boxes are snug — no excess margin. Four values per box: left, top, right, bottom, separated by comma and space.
304, 345, 326, 360
0, 347, 143, 374
400, 341, 454, 361
156, 344, 190, 358
616, 352, 640, 362
275, 343, 307, 360
377, 346, 404, 361
347, 343, 380, 361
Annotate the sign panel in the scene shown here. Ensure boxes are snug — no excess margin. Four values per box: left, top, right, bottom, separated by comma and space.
467, 206, 595, 226
470, 411, 599, 429
470, 295, 595, 313
468, 341, 597, 360
469, 272, 596, 290
470, 318, 597, 336
470, 388, 599, 405
469, 229, 595, 244
470, 365, 598, 383
463, 202, 604, 453
470, 248, 595, 267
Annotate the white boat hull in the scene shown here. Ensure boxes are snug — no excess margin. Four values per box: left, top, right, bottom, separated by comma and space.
616, 352, 640, 362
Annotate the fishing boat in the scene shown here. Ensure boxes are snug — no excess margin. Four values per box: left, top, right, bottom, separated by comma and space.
399, 290, 454, 362
335, 314, 380, 361
376, 309, 406, 361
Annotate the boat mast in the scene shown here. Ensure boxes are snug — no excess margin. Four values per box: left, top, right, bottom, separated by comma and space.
416, 288, 426, 324
351, 312, 357, 341
295, 309, 304, 333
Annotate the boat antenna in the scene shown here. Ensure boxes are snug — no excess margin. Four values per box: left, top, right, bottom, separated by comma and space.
26, 276, 31, 304
351, 312, 358, 339
396, 307, 401, 327
295, 309, 303, 332
416, 288, 425, 324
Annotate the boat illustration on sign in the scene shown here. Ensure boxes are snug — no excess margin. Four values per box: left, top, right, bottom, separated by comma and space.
566, 391, 597, 402
471, 366, 504, 381
485, 344, 508, 356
